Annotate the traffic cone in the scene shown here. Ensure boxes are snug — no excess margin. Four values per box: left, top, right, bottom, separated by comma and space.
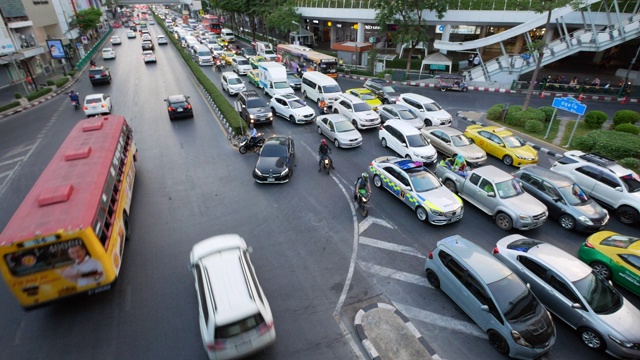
578, 92, 584, 101
540, 91, 545, 98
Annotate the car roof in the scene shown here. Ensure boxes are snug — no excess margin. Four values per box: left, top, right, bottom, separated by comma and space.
383, 119, 421, 134
562, 150, 634, 176
337, 93, 365, 103
474, 125, 513, 136
380, 103, 411, 111
438, 235, 513, 284
347, 88, 371, 93
143, 50, 154, 55
85, 93, 105, 99
278, 94, 299, 100
366, 78, 387, 84
469, 165, 513, 182
517, 165, 574, 186
424, 126, 463, 135
318, 114, 349, 123
265, 135, 290, 145
167, 94, 187, 102
401, 93, 435, 103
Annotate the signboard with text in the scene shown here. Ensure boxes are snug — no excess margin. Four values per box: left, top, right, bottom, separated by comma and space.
0, 20, 15, 56
552, 97, 586, 116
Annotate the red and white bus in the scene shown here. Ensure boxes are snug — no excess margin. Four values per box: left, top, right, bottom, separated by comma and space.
202, 15, 221, 34
0, 115, 137, 309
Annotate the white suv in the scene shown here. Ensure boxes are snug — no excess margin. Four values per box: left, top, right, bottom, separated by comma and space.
331, 93, 380, 130
550, 150, 640, 225
378, 120, 437, 163
396, 93, 452, 127
221, 71, 246, 96
232, 56, 252, 75
270, 94, 316, 124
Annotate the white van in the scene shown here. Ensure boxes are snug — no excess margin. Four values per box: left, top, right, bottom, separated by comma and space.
256, 42, 277, 61
301, 72, 342, 106
258, 62, 294, 97
192, 44, 213, 66
190, 234, 276, 360
220, 28, 235, 42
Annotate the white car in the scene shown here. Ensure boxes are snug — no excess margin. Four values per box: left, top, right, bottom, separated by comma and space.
143, 50, 157, 63
332, 93, 381, 130
110, 35, 122, 45
208, 43, 224, 57
101, 48, 116, 60
148, 19, 155, 25
379, 120, 438, 163
221, 72, 245, 95
232, 56, 252, 75
83, 93, 112, 117
126, 30, 136, 39
269, 94, 316, 124
396, 93, 453, 127
316, 114, 362, 148
156, 35, 168, 45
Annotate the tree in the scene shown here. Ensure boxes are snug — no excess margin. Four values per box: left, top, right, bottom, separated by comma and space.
521, 0, 585, 110
75, 8, 103, 33
264, 3, 300, 36
375, 0, 447, 74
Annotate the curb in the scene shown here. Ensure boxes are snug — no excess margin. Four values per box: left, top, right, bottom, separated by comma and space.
457, 111, 565, 159
354, 303, 440, 360
338, 74, 639, 104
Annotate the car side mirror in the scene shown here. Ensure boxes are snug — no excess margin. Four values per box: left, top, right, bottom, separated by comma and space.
401, 142, 407, 147
615, 186, 623, 192
570, 303, 583, 310
480, 305, 490, 312
487, 191, 496, 197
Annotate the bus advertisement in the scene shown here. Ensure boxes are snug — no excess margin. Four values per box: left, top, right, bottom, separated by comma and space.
202, 15, 221, 34
0, 115, 137, 309
276, 44, 338, 78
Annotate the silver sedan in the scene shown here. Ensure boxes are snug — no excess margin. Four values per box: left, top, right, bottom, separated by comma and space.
421, 126, 487, 165
316, 114, 362, 148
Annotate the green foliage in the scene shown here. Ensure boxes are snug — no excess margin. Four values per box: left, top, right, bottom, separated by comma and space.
584, 110, 608, 129
504, 105, 522, 125
54, 77, 70, 87
46, 80, 55, 86
612, 109, 640, 126
486, 104, 505, 121
265, 3, 301, 34
538, 106, 555, 122
67, 70, 77, 77
0, 101, 20, 112
14, 93, 23, 99
570, 130, 640, 159
525, 119, 544, 133
620, 157, 640, 170
26, 87, 53, 101
614, 123, 640, 135
76, 8, 103, 33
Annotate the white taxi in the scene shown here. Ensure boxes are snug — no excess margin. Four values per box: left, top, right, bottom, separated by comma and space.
83, 93, 112, 117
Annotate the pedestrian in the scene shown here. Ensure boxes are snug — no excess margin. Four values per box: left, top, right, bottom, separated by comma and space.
473, 55, 481, 66
591, 77, 601, 86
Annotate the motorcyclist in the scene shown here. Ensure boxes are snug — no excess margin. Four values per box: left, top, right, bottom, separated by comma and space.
247, 123, 258, 147
318, 97, 328, 114
318, 139, 333, 171
354, 172, 372, 201
89, 59, 96, 68
69, 90, 80, 106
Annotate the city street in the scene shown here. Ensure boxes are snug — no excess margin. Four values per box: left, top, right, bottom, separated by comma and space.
0, 20, 638, 360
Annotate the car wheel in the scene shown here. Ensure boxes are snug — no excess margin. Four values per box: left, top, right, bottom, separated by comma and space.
333, 108, 339, 114
559, 214, 576, 231
425, 269, 440, 289
495, 213, 513, 231
502, 155, 514, 166
381, 138, 387, 148
579, 328, 606, 351
289, 115, 296, 124
487, 330, 510, 355
317, 126, 323, 135
440, 86, 447, 92
616, 205, 639, 225
270, 107, 277, 118
462, 87, 468, 92
373, 175, 382, 188
590, 261, 612, 280
334, 139, 340, 148
424, 119, 432, 126
416, 207, 428, 222
263, 87, 266, 95
302, 91, 307, 99
443, 179, 457, 193
405, 155, 411, 160
382, 99, 389, 104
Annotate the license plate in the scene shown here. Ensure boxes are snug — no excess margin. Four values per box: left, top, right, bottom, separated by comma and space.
268, 177, 274, 182
177, 108, 183, 112
95, 75, 101, 79
58, 287, 77, 296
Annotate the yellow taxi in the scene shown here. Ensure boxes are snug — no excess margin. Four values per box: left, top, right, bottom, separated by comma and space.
579, 231, 640, 297
221, 51, 236, 65
249, 55, 267, 69
345, 88, 382, 110
216, 37, 228, 47
464, 125, 537, 167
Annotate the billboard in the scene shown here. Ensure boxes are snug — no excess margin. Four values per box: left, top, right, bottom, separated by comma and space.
0, 21, 16, 56
46, 39, 66, 59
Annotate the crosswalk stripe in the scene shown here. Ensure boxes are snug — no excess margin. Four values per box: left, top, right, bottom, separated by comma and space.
359, 237, 425, 258
358, 216, 393, 234
357, 261, 431, 288
392, 301, 488, 339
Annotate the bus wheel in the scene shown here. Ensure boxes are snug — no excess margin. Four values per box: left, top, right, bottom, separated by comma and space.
123, 213, 131, 241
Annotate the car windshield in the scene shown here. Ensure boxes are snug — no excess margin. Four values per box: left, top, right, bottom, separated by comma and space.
228, 78, 243, 85
212, 46, 222, 51
238, 59, 249, 65
382, 85, 399, 93
451, 134, 473, 147
572, 272, 622, 314
246, 98, 267, 108
488, 274, 538, 322
397, 109, 418, 120
198, 51, 210, 56
359, 92, 377, 100
264, 50, 275, 55
406, 134, 429, 148
334, 121, 355, 132
261, 144, 287, 157
620, 172, 640, 193
422, 102, 442, 111
208, 38, 217, 44
409, 172, 440, 192
274, 81, 290, 89
558, 183, 590, 205
353, 102, 372, 112
495, 178, 524, 198
322, 84, 341, 93
503, 135, 526, 148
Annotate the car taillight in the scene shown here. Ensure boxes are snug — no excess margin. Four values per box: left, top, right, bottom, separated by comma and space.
101, 72, 107, 76
492, 246, 499, 254
258, 320, 274, 334
379, 125, 384, 130
428, 251, 433, 259
89, 74, 95, 78
584, 240, 595, 249
185, 104, 192, 109
213, 340, 226, 350
101, 103, 107, 108
83, 106, 88, 110
168, 107, 174, 111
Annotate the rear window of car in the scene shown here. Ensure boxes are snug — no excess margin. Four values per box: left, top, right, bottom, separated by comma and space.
169, 101, 188, 107
86, 98, 102, 104
89, 69, 104, 75
215, 313, 264, 339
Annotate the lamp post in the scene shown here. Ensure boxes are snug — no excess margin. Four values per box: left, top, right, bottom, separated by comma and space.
623, 42, 640, 93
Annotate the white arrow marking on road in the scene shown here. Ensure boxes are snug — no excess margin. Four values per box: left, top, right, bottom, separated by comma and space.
392, 301, 488, 339
358, 216, 394, 234
359, 237, 425, 259
358, 261, 431, 288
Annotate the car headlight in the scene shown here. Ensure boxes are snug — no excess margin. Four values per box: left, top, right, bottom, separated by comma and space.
281, 168, 289, 176
519, 214, 532, 221
515, 154, 535, 160
253, 168, 262, 176
511, 330, 532, 348
578, 216, 594, 225
430, 208, 444, 216
608, 335, 637, 349
413, 152, 422, 158
249, 114, 255, 119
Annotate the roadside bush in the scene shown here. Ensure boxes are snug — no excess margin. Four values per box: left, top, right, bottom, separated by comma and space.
524, 119, 544, 133
26, 87, 52, 101
620, 157, 640, 170
486, 104, 505, 121
14, 93, 23, 99
67, 70, 77, 77
506, 107, 544, 127
614, 123, 640, 135
54, 77, 70, 87
504, 105, 522, 125
612, 109, 640, 126
0, 101, 20, 112
46, 80, 55, 86
571, 130, 640, 159
584, 110, 607, 129
538, 106, 555, 122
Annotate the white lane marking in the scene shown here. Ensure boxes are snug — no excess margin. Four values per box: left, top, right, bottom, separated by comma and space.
358, 216, 393, 234
0, 156, 25, 167
358, 261, 431, 288
359, 236, 425, 259
0, 139, 41, 198
392, 301, 488, 339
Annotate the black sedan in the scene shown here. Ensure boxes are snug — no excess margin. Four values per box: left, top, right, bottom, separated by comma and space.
253, 135, 295, 183
164, 94, 193, 120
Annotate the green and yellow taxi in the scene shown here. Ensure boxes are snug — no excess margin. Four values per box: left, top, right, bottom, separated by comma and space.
464, 125, 537, 167
578, 231, 640, 297
346, 88, 382, 111
247, 69, 260, 87
216, 37, 228, 47
249, 56, 267, 69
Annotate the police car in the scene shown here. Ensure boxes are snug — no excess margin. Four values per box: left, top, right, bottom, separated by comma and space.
370, 156, 464, 224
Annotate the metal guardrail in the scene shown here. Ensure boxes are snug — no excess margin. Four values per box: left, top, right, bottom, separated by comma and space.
511, 80, 630, 97
75, 28, 113, 70
294, 0, 633, 11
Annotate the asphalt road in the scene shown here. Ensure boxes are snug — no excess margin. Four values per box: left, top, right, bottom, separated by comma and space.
0, 20, 638, 360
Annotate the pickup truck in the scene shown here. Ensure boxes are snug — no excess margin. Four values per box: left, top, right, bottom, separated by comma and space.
435, 163, 548, 231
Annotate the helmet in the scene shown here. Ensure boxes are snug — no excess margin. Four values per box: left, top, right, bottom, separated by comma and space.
321, 139, 327, 145
70, 90, 75, 95
361, 172, 369, 180
249, 124, 254, 129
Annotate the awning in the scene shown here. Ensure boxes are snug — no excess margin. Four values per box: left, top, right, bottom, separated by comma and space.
420, 52, 453, 74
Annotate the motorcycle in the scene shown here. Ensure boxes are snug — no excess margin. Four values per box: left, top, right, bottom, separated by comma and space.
238, 133, 265, 154
320, 154, 332, 174
357, 190, 370, 217
215, 60, 224, 72
70, 92, 80, 110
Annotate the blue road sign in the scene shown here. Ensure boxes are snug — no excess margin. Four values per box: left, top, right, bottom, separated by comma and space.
552, 97, 587, 116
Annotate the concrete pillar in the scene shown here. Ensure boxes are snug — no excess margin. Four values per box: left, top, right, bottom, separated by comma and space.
330, 24, 336, 47
440, 24, 452, 55
357, 22, 365, 43
478, 26, 487, 55
513, 34, 524, 54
